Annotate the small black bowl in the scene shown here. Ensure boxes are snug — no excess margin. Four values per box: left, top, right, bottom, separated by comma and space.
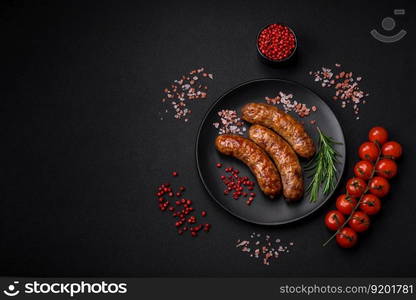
256, 23, 297, 66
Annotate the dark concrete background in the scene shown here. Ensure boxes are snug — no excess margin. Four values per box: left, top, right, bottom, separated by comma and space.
1, 0, 415, 276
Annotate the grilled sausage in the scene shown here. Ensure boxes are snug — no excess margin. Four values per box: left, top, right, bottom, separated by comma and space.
249, 125, 304, 201
215, 134, 282, 197
241, 103, 315, 158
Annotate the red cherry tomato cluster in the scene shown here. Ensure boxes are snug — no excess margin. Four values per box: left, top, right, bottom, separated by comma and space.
324, 126, 402, 248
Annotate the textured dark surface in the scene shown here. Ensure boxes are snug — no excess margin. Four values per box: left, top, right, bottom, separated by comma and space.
1, 0, 415, 277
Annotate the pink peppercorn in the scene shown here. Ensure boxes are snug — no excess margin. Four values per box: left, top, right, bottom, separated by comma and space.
257, 24, 296, 61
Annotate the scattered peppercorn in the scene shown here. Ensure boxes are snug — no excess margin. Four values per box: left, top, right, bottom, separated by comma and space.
155, 172, 211, 237
217, 163, 257, 205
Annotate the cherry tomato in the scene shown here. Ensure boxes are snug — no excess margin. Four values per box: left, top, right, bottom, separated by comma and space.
382, 141, 402, 159
336, 227, 358, 248
368, 127, 388, 145
346, 177, 367, 197
349, 211, 370, 232
358, 142, 380, 162
368, 176, 390, 198
359, 194, 381, 215
375, 159, 398, 179
353, 160, 374, 180
336, 194, 357, 215
324, 210, 346, 231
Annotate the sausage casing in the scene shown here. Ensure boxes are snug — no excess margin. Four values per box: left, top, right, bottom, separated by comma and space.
241, 103, 316, 158
215, 134, 282, 197
249, 125, 304, 201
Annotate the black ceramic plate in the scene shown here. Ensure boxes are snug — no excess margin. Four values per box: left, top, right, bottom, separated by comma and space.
196, 79, 346, 225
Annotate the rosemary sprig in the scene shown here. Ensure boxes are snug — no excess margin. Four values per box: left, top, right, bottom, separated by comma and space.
306, 127, 342, 202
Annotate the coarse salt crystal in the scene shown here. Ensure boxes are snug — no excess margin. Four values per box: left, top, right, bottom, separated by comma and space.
265, 92, 316, 118
213, 109, 246, 135
160, 67, 213, 122
309, 64, 368, 120
235, 234, 294, 266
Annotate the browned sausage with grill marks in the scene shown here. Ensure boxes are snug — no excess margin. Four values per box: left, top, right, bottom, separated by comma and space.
241, 103, 315, 158
249, 125, 304, 201
215, 134, 282, 197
